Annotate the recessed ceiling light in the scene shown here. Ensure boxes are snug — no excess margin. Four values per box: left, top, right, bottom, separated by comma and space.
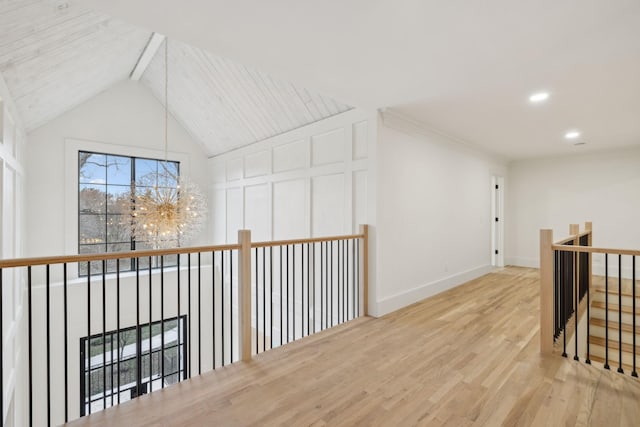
565, 131, 581, 140
529, 92, 550, 103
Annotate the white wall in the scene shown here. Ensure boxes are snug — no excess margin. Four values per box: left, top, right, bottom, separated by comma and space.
0, 72, 28, 426
209, 108, 375, 243
506, 147, 640, 276
209, 108, 377, 328
375, 111, 507, 316
26, 80, 210, 262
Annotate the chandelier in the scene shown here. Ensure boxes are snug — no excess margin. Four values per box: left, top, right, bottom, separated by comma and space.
130, 39, 207, 249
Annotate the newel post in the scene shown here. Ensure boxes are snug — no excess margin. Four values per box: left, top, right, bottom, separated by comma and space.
359, 224, 369, 317
238, 229, 252, 361
540, 229, 554, 354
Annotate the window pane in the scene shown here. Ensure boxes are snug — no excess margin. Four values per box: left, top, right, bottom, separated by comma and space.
158, 161, 178, 188
79, 153, 107, 184
79, 244, 107, 275
107, 185, 131, 214
79, 184, 106, 214
107, 155, 131, 185
79, 215, 106, 244
135, 158, 157, 187
107, 215, 131, 243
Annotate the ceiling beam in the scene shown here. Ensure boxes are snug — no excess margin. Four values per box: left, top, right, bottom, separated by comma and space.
130, 32, 165, 81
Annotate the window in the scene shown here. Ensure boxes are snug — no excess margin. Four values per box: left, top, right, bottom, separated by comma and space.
79, 316, 187, 416
78, 151, 180, 275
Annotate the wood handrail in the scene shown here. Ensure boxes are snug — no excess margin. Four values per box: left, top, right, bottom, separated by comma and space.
554, 230, 591, 245
251, 233, 365, 248
0, 233, 367, 269
0, 243, 241, 269
552, 244, 640, 257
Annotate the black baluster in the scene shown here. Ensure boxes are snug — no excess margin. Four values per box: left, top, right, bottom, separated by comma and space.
0, 268, 3, 423
574, 252, 579, 361
343, 240, 346, 322
136, 259, 142, 399
215, 251, 216, 370
330, 241, 333, 327
633, 256, 637, 377
86, 263, 91, 415
585, 252, 591, 364
352, 239, 356, 320
270, 246, 273, 350
177, 254, 182, 377
293, 244, 296, 341
230, 250, 234, 362
27, 266, 33, 425
198, 252, 202, 375
326, 242, 330, 328
263, 247, 266, 352
287, 245, 290, 343
313, 243, 316, 334
356, 239, 360, 316
307, 243, 311, 335
553, 250, 557, 339
618, 255, 624, 373
347, 240, 350, 321
562, 252, 567, 357
605, 253, 610, 369
148, 257, 152, 392
64, 263, 69, 419
280, 246, 283, 346
321, 242, 324, 330
221, 251, 224, 367
338, 240, 342, 324
161, 256, 165, 387
188, 253, 192, 376
116, 260, 121, 403
255, 248, 259, 354
102, 260, 107, 409
46, 264, 51, 425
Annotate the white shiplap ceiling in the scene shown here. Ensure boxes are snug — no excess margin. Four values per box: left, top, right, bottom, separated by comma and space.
0, 0, 151, 131
141, 39, 351, 156
0, 1, 351, 155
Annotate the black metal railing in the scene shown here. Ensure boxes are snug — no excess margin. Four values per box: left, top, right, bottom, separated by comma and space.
0, 228, 368, 426
552, 242, 638, 378
250, 237, 361, 355
554, 241, 575, 344
2, 245, 240, 426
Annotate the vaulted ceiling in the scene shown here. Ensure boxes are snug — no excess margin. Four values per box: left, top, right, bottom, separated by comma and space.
0, 0, 351, 156
0, 0, 150, 131
142, 39, 351, 155
86, 0, 640, 160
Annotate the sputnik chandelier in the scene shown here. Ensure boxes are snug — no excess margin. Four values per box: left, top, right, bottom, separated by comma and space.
130, 39, 207, 249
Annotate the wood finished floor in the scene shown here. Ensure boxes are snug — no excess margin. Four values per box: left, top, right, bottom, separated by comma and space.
68, 267, 640, 426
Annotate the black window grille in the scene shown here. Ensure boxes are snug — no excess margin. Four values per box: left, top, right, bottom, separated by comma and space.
79, 316, 187, 416
78, 151, 180, 275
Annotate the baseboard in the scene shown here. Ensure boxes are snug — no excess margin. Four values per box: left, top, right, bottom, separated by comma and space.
505, 256, 539, 269
373, 265, 494, 316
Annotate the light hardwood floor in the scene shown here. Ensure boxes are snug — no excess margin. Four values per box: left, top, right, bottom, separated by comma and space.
68, 267, 640, 426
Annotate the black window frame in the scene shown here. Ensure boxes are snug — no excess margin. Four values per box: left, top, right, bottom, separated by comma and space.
79, 315, 187, 416
78, 150, 180, 276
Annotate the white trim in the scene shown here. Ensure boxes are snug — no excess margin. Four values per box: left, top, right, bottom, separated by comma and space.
379, 108, 508, 164
505, 256, 539, 268
373, 265, 494, 316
